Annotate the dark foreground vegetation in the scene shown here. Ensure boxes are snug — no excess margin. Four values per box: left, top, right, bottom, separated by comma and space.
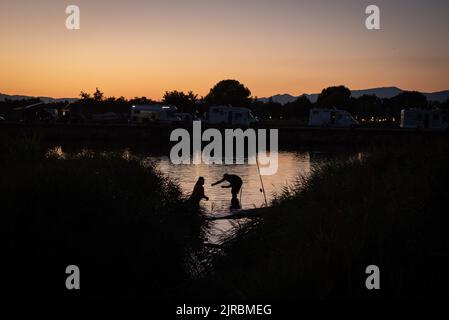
0, 135, 206, 298
191, 139, 449, 299
1, 135, 448, 299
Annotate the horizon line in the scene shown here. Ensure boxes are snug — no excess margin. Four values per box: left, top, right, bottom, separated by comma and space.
2, 85, 449, 101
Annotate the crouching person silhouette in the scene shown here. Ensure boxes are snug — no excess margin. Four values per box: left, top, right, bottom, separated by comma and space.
212, 174, 243, 209
188, 177, 209, 208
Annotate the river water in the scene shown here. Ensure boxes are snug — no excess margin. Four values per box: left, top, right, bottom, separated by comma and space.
47, 144, 363, 243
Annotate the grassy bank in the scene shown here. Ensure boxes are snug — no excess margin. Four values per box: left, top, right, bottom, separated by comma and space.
0, 136, 205, 298
192, 140, 449, 299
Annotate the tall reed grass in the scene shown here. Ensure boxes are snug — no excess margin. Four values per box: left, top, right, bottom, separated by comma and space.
0, 136, 206, 298
192, 140, 449, 299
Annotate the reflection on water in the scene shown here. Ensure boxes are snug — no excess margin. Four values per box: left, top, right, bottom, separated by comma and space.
156, 152, 311, 212
46, 144, 363, 243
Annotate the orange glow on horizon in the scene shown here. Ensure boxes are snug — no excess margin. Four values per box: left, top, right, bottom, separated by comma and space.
1, 0, 448, 100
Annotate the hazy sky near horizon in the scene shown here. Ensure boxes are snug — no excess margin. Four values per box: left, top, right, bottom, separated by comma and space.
1, 0, 448, 99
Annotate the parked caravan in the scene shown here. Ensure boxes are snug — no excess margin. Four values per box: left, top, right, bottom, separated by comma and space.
204, 106, 258, 126
400, 109, 449, 130
15, 102, 59, 123
131, 104, 180, 124
308, 108, 359, 128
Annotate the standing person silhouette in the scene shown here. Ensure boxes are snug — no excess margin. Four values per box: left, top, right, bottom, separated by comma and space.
212, 174, 243, 209
188, 177, 209, 208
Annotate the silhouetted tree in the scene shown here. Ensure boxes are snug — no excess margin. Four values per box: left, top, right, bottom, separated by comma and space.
393, 91, 428, 109
381, 91, 428, 123
163, 90, 198, 113
352, 94, 384, 120
205, 80, 252, 107
93, 88, 104, 102
250, 99, 282, 120
284, 95, 313, 120
129, 96, 156, 105
79, 91, 91, 100
317, 85, 351, 108
74, 89, 130, 117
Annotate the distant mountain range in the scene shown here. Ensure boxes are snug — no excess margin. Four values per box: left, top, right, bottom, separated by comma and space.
0, 93, 78, 103
2, 86, 449, 105
258, 87, 449, 105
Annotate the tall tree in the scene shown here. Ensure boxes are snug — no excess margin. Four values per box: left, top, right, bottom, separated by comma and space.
392, 91, 428, 109
79, 91, 91, 100
162, 90, 198, 113
317, 85, 351, 108
353, 94, 383, 120
284, 95, 313, 119
93, 88, 104, 102
205, 80, 252, 107
129, 96, 155, 105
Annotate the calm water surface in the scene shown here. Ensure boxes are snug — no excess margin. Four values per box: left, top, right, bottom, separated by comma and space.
48, 144, 363, 243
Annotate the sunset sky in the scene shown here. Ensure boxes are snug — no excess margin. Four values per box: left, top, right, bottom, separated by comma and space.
1, 0, 448, 100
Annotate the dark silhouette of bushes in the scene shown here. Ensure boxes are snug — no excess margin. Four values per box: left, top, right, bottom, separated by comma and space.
193, 140, 449, 299
0, 137, 205, 298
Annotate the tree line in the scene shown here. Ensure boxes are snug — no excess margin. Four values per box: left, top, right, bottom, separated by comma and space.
74, 81, 449, 123
2, 80, 448, 124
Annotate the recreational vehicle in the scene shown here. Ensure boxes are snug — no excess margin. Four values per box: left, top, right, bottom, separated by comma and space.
131, 104, 180, 124
400, 109, 449, 130
17, 102, 59, 123
308, 108, 359, 128
204, 106, 258, 126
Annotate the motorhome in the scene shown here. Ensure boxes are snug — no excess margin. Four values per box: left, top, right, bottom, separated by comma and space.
308, 108, 359, 128
204, 106, 258, 126
131, 104, 180, 124
400, 109, 449, 130
16, 102, 59, 123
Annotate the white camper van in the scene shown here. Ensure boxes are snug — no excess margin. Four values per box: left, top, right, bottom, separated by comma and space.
308, 108, 359, 128
204, 106, 258, 126
401, 109, 449, 130
131, 104, 180, 124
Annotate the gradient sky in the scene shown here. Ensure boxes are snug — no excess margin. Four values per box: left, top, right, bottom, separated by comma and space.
1, 0, 448, 99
